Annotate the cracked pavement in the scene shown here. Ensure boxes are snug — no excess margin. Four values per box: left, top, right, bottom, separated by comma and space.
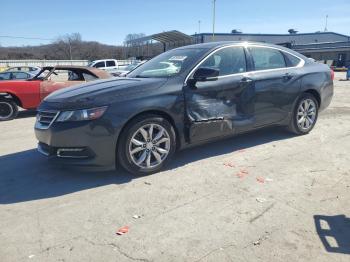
0, 72, 349, 261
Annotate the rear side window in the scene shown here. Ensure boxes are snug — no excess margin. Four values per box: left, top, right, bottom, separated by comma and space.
12, 72, 29, 79
94, 62, 105, 68
199, 46, 246, 76
83, 72, 98, 81
0, 72, 12, 80
249, 47, 286, 70
106, 60, 116, 67
283, 52, 302, 67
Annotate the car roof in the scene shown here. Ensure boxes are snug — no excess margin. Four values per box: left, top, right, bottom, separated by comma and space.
7, 66, 39, 69
41, 65, 111, 79
90, 59, 117, 62
178, 41, 308, 59
1, 70, 32, 74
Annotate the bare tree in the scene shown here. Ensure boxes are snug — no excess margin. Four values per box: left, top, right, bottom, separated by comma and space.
124, 33, 146, 44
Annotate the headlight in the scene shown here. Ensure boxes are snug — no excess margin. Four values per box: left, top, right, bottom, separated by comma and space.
56, 106, 108, 122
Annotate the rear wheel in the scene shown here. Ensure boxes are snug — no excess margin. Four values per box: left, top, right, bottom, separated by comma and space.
0, 99, 18, 121
287, 93, 318, 135
117, 114, 176, 175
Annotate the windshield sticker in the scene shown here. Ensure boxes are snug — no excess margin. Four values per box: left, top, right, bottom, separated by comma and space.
169, 56, 187, 61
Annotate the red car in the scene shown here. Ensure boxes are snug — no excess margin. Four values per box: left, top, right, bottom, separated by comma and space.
0, 66, 111, 121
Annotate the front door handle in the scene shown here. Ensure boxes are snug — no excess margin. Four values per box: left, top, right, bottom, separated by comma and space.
240, 77, 253, 83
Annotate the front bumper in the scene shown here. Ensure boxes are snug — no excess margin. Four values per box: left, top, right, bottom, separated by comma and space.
35, 117, 122, 170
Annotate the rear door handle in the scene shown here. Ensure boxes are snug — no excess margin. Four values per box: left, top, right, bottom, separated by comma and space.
283, 73, 294, 80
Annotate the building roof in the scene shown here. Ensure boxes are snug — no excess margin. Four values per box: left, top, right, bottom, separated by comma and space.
125, 30, 193, 45
196, 31, 350, 38
293, 41, 350, 53
195, 31, 350, 45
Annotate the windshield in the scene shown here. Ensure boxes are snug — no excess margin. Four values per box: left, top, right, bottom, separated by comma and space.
33, 68, 52, 80
128, 48, 208, 78
125, 64, 138, 71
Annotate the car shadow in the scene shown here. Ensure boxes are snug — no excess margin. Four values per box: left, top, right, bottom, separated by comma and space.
0, 149, 134, 204
169, 127, 293, 169
17, 110, 37, 119
314, 215, 350, 255
0, 127, 294, 204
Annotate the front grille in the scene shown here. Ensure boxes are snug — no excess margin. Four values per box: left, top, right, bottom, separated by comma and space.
37, 110, 59, 128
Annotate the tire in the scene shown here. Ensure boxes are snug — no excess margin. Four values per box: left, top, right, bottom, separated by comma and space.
0, 99, 18, 121
117, 114, 176, 176
287, 93, 319, 135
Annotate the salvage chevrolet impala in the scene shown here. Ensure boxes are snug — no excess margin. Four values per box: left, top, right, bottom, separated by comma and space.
35, 42, 334, 175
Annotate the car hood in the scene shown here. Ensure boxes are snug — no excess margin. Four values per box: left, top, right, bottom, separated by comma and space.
40, 77, 168, 110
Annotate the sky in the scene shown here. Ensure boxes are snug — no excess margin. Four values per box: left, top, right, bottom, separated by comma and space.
1, 0, 349, 47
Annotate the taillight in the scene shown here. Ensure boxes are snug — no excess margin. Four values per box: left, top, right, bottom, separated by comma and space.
330, 69, 335, 80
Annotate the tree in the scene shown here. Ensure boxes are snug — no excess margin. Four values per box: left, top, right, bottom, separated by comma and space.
52, 33, 83, 60
288, 29, 298, 34
124, 33, 146, 44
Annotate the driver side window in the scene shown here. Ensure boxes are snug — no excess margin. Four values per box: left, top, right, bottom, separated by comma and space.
49, 70, 83, 81
94, 62, 105, 68
199, 46, 247, 76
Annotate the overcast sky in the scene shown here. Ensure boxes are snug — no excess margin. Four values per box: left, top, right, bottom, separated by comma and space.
1, 0, 349, 47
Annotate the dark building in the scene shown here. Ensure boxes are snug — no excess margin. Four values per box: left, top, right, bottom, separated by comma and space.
126, 30, 350, 67
194, 32, 350, 67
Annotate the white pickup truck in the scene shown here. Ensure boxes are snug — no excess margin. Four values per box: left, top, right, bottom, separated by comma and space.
87, 59, 121, 74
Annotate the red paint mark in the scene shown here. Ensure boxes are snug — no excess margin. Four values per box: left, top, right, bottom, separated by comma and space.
236, 169, 249, 178
223, 162, 235, 168
116, 226, 129, 235
256, 177, 265, 183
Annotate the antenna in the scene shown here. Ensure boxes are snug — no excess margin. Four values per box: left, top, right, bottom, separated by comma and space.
324, 15, 328, 32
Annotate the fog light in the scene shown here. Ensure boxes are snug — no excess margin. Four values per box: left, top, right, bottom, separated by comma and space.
56, 148, 90, 158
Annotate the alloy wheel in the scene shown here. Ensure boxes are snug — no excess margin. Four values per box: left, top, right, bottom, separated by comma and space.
129, 123, 171, 169
296, 98, 317, 131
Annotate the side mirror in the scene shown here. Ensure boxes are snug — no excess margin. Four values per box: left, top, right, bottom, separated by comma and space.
193, 67, 219, 82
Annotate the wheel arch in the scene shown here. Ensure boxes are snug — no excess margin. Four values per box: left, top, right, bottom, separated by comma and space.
0, 92, 23, 108
303, 89, 321, 107
116, 109, 182, 156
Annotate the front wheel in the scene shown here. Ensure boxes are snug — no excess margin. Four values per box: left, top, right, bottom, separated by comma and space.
0, 99, 18, 121
287, 93, 319, 135
117, 114, 176, 175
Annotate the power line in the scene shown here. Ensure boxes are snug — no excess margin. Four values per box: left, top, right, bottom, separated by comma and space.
0, 35, 54, 41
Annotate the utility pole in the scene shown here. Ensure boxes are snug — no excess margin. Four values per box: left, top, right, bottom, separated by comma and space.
198, 20, 201, 34
324, 15, 328, 32
69, 41, 72, 61
212, 0, 216, 41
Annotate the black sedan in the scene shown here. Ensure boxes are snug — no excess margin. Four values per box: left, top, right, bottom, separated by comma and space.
35, 42, 334, 175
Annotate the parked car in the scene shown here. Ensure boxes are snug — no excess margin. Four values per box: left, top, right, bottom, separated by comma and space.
87, 59, 120, 74
5, 66, 41, 75
0, 66, 111, 121
112, 61, 147, 77
35, 42, 334, 175
0, 71, 35, 80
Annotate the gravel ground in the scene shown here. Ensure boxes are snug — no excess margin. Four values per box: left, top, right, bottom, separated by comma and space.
0, 72, 349, 262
